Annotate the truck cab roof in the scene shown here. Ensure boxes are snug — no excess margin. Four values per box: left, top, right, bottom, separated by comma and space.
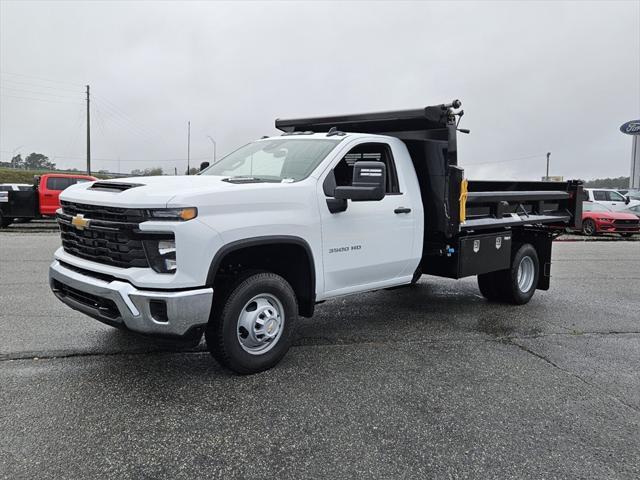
259, 132, 395, 142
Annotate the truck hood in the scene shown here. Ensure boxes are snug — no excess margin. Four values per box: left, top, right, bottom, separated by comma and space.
59, 175, 288, 208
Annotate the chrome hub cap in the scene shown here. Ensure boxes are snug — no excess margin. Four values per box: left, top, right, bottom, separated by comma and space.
517, 256, 535, 293
237, 294, 284, 355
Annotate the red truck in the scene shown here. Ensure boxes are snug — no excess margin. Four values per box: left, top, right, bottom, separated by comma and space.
0, 173, 96, 228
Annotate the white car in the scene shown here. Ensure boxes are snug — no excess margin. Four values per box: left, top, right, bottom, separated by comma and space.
622, 189, 640, 202
583, 188, 640, 211
621, 203, 640, 218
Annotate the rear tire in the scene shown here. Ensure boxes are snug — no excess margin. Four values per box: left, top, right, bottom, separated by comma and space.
0, 212, 12, 229
478, 243, 539, 305
205, 272, 297, 374
477, 271, 504, 301
582, 219, 596, 236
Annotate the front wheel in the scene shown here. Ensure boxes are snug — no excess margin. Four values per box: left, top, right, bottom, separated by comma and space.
582, 219, 597, 236
205, 272, 297, 374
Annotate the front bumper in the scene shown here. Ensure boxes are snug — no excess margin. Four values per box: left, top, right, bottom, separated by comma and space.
596, 223, 640, 233
49, 260, 213, 338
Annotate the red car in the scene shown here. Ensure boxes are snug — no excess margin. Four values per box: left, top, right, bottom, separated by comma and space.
582, 202, 640, 237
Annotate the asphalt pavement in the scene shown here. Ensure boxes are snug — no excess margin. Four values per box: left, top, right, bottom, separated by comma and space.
1, 232, 639, 479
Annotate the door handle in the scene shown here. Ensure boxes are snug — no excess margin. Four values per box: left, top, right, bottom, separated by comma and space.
394, 207, 411, 214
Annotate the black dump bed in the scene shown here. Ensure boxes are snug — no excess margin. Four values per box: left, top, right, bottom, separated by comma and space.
277, 101, 582, 284
276, 100, 582, 241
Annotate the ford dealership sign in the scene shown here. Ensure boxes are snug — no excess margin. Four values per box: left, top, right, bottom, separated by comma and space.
620, 120, 640, 135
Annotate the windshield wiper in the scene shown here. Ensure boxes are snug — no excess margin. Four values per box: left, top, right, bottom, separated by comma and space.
223, 176, 281, 184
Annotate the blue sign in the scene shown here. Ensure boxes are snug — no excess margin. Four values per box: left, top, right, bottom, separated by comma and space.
620, 120, 640, 135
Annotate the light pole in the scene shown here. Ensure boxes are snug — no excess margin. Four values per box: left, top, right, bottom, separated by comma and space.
207, 135, 216, 163
546, 152, 551, 179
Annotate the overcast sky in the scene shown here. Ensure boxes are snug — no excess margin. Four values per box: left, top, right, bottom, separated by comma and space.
1, 0, 639, 180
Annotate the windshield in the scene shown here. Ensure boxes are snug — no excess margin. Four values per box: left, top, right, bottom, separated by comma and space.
583, 202, 610, 212
200, 138, 341, 182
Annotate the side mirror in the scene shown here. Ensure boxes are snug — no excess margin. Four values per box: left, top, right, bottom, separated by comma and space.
333, 161, 386, 201
625, 196, 630, 205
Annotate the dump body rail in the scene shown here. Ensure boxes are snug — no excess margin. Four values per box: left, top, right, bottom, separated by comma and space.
461, 180, 583, 232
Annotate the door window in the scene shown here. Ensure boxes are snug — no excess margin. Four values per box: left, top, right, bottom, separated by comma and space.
593, 191, 607, 201
329, 143, 400, 194
606, 191, 625, 202
46, 177, 78, 191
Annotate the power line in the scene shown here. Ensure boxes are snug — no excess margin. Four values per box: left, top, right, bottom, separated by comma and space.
56, 107, 86, 164
92, 96, 163, 143
92, 94, 169, 144
92, 101, 123, 169
0, 86, 84, 100
0, 78, 82, 93
0, 94, 84, 106
0, 71, 84, 87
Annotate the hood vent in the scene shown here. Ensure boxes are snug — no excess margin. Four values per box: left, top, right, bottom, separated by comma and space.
89, 182, 143, 192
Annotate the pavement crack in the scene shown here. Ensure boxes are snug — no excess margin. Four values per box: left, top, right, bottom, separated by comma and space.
0, 347, 207, 362
503, 331, 640, 340
500, 336, 640, 414
0, 335, 492, 363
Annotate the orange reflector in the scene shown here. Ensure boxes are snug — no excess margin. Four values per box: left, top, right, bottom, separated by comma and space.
459, 179, 468, 224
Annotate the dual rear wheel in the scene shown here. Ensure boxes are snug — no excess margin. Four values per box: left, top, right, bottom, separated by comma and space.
477, 243, 539, 305
0, 212, 12, 229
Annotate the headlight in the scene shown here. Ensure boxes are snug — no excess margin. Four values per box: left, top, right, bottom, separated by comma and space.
143, 238, 177, 274
597, 217, 612, 222
147, 207, 197, 221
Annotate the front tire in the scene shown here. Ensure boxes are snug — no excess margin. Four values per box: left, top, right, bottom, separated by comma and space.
582, 219, 597, 236
205, 272, 297, 374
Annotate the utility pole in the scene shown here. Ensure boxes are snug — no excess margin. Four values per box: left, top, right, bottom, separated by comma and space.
86, 85, 91, 175
187, 121, 191, 175
546, 152, 550, 179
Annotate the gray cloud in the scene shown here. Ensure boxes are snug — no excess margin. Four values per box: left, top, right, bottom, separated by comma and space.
1, 0, 638, 180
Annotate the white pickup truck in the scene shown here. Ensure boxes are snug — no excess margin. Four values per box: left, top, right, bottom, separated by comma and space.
49, 101, 582, 373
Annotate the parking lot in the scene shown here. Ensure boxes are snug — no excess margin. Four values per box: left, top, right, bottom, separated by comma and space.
1, 231, 639, 479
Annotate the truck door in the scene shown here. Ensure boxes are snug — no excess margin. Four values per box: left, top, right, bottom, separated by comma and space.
317, 140, 420, 295
39, 176, 87, 216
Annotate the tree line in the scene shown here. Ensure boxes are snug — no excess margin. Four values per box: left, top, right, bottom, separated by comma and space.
2, 153, 57, 170
1, 153, 168, 176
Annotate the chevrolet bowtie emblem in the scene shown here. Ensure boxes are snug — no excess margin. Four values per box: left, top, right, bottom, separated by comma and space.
71, 214, 90, 231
